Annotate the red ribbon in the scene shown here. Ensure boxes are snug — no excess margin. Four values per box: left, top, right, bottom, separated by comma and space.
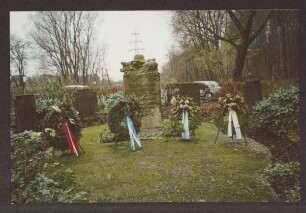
62, 122, 81, 156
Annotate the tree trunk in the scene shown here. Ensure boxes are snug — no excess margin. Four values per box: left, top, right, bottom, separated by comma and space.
19, 76, 26, 94
233, 44, 249, 81
82, 70, 86, 85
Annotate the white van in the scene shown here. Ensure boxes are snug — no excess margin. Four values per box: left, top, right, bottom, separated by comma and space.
193, 81, 221, 95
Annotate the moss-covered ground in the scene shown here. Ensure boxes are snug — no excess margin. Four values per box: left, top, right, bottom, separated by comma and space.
55, 122, 278, 202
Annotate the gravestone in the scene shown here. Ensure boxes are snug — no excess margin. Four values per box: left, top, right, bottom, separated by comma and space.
244, 80, 262, 107
14, 94, 37, 132
75, 89, 97, 119
121, 54, 163, 132
178, 83, 201, 106
65, 85, 97, 119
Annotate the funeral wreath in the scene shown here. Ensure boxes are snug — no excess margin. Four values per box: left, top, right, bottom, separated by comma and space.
213, 93, 249, 135
165, 96, 201, 138
105, 92, 143, 140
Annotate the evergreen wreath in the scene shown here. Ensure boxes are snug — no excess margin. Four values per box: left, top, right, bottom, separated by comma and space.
105, 92, 143, 139
43, 103, 81, 151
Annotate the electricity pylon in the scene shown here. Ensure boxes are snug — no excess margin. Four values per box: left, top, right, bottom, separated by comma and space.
129, 30, 144, 55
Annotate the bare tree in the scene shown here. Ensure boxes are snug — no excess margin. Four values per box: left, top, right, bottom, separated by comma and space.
172, 10, 271, 81
226, 11, 271, 81
30, 11, 103, 84
10, 34, 30, 93
172, 10, 228, 52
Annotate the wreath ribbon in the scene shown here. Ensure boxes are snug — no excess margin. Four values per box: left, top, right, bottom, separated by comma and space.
227, 109, 242, 140
126, 113, 143, 151
182, 110, 190, 140
62, 122, 81, 156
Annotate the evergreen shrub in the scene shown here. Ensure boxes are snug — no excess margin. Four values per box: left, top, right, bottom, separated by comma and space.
11, 131, 88, 204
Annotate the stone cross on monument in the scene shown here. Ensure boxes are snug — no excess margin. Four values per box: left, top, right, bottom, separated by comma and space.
121, 54, 163, 133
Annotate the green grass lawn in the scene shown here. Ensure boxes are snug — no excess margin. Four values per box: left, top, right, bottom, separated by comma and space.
55, 122, 278, 202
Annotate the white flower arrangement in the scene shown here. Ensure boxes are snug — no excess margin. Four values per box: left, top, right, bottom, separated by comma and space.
215, 93, 248, 117
171, 96, 199, 119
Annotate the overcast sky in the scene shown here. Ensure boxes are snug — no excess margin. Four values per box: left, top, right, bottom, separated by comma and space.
10, 11, 176, 82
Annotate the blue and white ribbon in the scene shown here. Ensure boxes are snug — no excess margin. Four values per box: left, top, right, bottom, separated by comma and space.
181, 110, 190, 140
227, 109, 242, 140
126, 113, 143, 151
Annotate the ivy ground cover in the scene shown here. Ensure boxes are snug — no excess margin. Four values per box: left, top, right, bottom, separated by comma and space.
55, 123, 278, 202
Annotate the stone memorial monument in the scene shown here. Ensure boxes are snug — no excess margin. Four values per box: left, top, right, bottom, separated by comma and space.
121, 54, 163, 132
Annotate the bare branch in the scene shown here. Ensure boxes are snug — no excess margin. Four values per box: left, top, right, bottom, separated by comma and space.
227, 10, 245, 34
248, 12, 271, 44
30, 11, 101, 83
